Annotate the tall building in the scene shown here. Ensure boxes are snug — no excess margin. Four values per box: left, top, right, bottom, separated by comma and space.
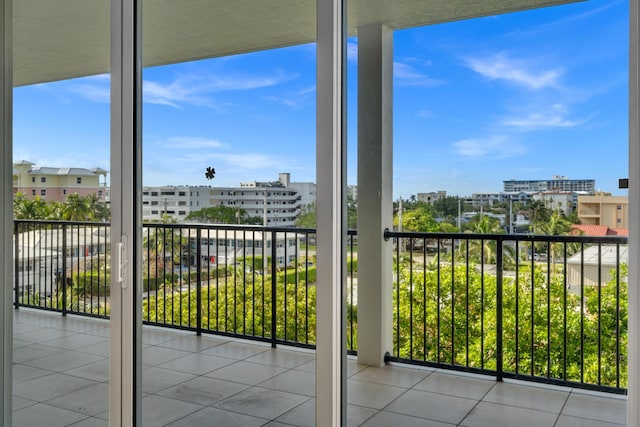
281, 173, 316, 208
143, 174, 302, 226
503, 175, 595, 193
13, 160, 108, 202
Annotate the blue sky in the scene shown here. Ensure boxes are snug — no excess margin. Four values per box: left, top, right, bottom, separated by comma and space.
13, 0, 629, 198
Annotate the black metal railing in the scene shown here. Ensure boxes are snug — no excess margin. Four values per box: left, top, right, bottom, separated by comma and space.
13, 220, 628, 393
384, 229, 628, 394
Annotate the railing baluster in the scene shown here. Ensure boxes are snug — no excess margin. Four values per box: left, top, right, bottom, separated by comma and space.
271, 229, 277, 347
11, 221, 628, 395
496, 236, 503, 382
196, 227, 202, 336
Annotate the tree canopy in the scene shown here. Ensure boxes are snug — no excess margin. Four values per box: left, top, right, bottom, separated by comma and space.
13, 192, 109, 221
185, 206, 261, 225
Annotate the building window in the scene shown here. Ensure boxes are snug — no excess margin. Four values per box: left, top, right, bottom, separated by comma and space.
151, 191, 158, 196
98, 190, 103, 197
151, 210, 158, 215
617, 218, 622, 223
178, 191, 186, 196
151, 201, 158, 206
76, 177, 82, 184
31, 177, 35, 183
63, 189, 67, 195
617, 205, 622, 210
178, 201, 186, 206
40, 189, 46, 196
40, 177, 46, 183
31, 189, 36, 196
178, 210, 186, 215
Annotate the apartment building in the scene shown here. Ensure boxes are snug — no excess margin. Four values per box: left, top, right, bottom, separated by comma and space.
143, 173, 302, 226
531, 191, 582, 215
577, 193, 628, 229
504, 175, 595, 193
12, 160, 108, 202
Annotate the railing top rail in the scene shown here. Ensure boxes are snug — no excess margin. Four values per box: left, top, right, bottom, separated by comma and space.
384, 229, 628, 244
13, 219, 317, 234
14, 219, 627, 245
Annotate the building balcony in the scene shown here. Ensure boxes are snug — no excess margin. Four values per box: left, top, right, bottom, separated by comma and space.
13, 308, 626, 426
12, 220, 629, 425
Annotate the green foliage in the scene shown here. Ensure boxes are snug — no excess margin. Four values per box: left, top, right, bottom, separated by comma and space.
185, 206, 261, 225
13, 192, 109, 221
391, 259, 627, 388
432, 196, 462, 219
295, 203, 317, 228
144, 267, 318, 345
396, 205, 439, 232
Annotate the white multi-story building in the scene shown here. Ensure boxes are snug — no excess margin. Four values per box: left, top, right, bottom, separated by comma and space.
143, 174, 302, 226
503, 176, 595, 193
142, 186, 211, 221
531, 191, 581, 215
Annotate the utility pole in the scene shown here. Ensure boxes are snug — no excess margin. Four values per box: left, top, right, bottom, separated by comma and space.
509, 197, 513, 234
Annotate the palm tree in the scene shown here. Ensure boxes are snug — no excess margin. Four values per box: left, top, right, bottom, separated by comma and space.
86, 193, 110, 221
526, 199, 550, 231
532, 210, 573, 267
13, 193, 49, 219
463, 214, 515, 267
61, 193, 91, 221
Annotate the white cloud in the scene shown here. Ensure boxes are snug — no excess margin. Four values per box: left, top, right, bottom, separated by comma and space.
210, 153, 283, 170
162, 136, 226, 149
453, 135, 526, 159
142, 71, 297, 108
417, 110, 434, 119
394, 62, 443, 87
464, 52, 562, 90
265, 85, 315, 109
501, 104, 593, 131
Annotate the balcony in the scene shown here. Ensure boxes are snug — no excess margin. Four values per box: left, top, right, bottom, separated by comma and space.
12, 220, 629, 425
13, 309, 626, 426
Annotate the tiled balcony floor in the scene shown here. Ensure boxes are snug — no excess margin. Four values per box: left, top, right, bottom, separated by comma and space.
12, 309, 627, 426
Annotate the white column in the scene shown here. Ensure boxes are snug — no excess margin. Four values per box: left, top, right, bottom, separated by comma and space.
0, 0, 11, 424
628, 1, 638, 425
110, 0, 142, 425
316, 0, 346, 425
357, 23, 393, 366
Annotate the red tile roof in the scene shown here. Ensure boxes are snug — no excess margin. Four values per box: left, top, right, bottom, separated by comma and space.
571, 224, 628, 236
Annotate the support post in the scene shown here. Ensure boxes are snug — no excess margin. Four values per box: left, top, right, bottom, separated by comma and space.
357, 23, 394, 366
0, 0, 11, 423
110, 0, 142, 424
316, 0, 346, 424
628, 0, 638, 425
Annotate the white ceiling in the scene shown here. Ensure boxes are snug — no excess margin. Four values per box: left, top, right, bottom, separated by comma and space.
13, 0, 582, 86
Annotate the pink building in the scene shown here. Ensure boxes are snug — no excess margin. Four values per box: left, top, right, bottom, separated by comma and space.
12, 160, 108, 202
